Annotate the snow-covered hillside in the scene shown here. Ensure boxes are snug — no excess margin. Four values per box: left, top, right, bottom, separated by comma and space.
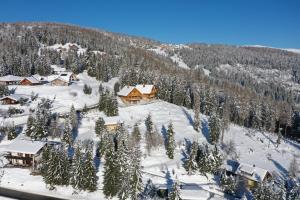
1, 98, 299, 199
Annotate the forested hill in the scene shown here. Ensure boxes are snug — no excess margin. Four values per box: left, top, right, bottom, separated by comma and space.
0, 22, 299, 138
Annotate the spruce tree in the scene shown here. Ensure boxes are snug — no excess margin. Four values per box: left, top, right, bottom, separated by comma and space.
209, 110, 221, 144
129, 145, 143, 200
62, 118, 73, 147
69, 104, 78, 130
95, 117, 106, 138
7, 125, 17, 140
166, 122, 176, 159
70, 146, 85, 190
131, 123, 141, 146
169, 179, 182, 200
103, 140, 119, 198
193, 90, 201, 132
83, 149, 97, 192
25, 114, 35, 137
184, 141, 198, 175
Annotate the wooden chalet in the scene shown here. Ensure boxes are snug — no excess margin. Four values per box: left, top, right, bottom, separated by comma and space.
0, 75, 23, 85
118, 86, 143, 104
50, 72, 77, 86
104, 116, 124, 132
225, 160, 272, 188
0, 94, 23, 105
20, 76, 41, 85
135, 84, 157, 101
118, 84, 157, 104
5, 139, 46, 168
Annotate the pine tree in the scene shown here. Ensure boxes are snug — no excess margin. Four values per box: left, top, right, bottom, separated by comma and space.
184, 141, 198, 175
7, 125, 17, 140
209, 110, 221, 144
25, 114, 35, 137
193, 90, 201, 132
210, 145, 223, 174
169, 179, 182, 200
62, 118, 73, 147
129, 145, 143, 200
40, 146, 51, 178
69, 104, 78, 130
131, 123, 141, 146
166, 122, 176, 159
103, 140, 119, 198
220, 172, 237, 195
83, 149, 97, 192
45, 147, 70, 188
95, 117, 106, 138
70, 146, 85, 190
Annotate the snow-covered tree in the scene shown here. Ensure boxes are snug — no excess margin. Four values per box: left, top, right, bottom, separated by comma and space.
70, 145, 85, 190
129, 145, 143, 200
69, 104, 78, 130
252, 181, 282, 200
209, 110, 221, 144
220, 172, 238, 195
131, 123, 141, 146
7, 125, 17, 140
193, 90, 200, 132
166, 122, 176, 159
169, 178, 182, 200
62, 118, 73, 147
184, 141, 198, 175
83, 149, 97, 192
25, 114, 35, 137
103, 140, 119, 198
95, 117, 106, 138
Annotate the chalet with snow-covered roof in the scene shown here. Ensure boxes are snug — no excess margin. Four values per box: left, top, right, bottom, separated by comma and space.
0, 94, 24, 105
224, 160, 272, 188
0, 75, 23, 85
117, 84, 157, 104
50, 72, 77, 86
4, 139, 47, 168
104, 116, 124, 132
20, 76, 41, 85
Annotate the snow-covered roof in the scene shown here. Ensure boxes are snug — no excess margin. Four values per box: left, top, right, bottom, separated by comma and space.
0, 75, 23, 82
51, 65, 66, 72
135, 84, 155, 94
104, 116, 123, 125
32, 74, 43, 81
21, 76, 40, 84
0, 94, 24, 101
117, 86, 136, 96
236, 162, 270, 182
117, 84, 155, 96
5, 139, 46, 155
49, 72, 73, 83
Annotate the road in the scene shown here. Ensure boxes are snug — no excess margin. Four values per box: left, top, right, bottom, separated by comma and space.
0, 187, 68, 200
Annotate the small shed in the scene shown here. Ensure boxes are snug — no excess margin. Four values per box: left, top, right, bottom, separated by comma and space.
5, 139, 46, 168
0, 94, 23, 105
104, 116, 124, 132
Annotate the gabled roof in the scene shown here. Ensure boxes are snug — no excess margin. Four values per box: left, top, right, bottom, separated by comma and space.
224, 159, 240, 174
236, 162, 270, 182
21, 76, 40, 84
5, 139, 46, 154
0, 94, 24, 101
32, 74, 43, 81
117, 86, 137, 96
135, 84, 155, 94
49, 72, 73, 83
104, 116, 123, 125
0, 75, 23, 82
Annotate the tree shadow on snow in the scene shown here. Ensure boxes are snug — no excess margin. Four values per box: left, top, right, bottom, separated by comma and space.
181, 108, 194, 126
161, 125, 168, 148
165, 168, 173, 190
94, 154, 101, 172
270, 159, 288, 176
201, 120, 210, 143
